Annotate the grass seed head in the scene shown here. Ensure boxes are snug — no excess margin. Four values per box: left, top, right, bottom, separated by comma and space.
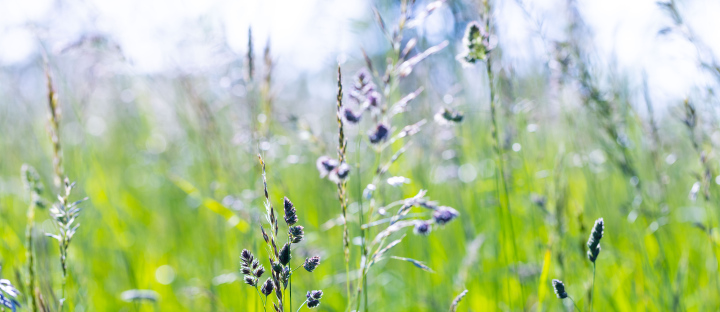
587, 217, 604, 262
279, 243, 292, 266
303, 256, 321, 272
552, 279, 568, 299
283, 197, 298, 226
261, 278, 274, 296
369, 124, 389, 144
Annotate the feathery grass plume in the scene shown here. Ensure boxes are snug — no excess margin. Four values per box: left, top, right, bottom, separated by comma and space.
552, 279, 581, 311
448, 289, 468, 312
245, 27, 254, 83
46, 178, 87, 311
0, 274, 20, 312
587, 218, 604, 262
303, 256, 321, 272
588, 217, 604, 312
334, 65, 352, 303
552, 279, 567, 299
22, 164, 44, 312
44, 65, 64, 187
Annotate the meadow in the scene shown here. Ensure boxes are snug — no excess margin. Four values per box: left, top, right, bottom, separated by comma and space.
1, 0, 719, 311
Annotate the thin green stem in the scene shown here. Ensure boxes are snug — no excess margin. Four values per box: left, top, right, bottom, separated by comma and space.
296, 300, 308, 312
25, 200, 38, 312
569, 297, 582, 312
591, 263, 596, 312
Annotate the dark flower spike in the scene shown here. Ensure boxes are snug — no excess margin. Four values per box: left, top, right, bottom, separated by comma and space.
435, 107, 464, 124
261, 278, 274, 296
329, 162, 351, 184
279, 243, 292, 266
254, 266, 265, 278
244, 275, 257, 287
587, 217, 604, 262
413, 220, 432, 236
240, 249, 254, 267
283, 197, 298, 226
316, 156, 339, 178
260, 225, 269, 244
290, 226, 305, 243
343, 107, 363, 124
303, 256, 321, 272
433, 206, 459, 225
369, 124, 389, 144
306, 290, 323, 308
552, 279, 568, 299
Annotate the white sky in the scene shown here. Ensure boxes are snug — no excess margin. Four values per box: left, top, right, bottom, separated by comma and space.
1, 0, 718, 108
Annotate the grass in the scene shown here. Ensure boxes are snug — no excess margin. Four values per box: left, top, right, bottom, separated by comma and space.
1, 0, 720, 311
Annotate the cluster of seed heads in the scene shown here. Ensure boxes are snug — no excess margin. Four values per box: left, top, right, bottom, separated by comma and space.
587, 218, 604, 262
241, 156, 322, 312
240, 249, 265, 287
305, 290, 323, 309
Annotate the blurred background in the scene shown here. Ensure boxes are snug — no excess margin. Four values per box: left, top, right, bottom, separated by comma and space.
2, 0, 720, 310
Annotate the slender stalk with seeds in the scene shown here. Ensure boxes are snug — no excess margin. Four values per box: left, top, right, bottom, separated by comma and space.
45, 65, 63, 188
472, 0, 525, 305
334, 65, 352, 305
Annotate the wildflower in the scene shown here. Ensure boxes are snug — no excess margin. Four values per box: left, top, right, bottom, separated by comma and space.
587, 218, 604, 262
552, 279, 568, 299
433, 206, 459, 225
369, 124, 389, 144
303, 256, 321, 272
